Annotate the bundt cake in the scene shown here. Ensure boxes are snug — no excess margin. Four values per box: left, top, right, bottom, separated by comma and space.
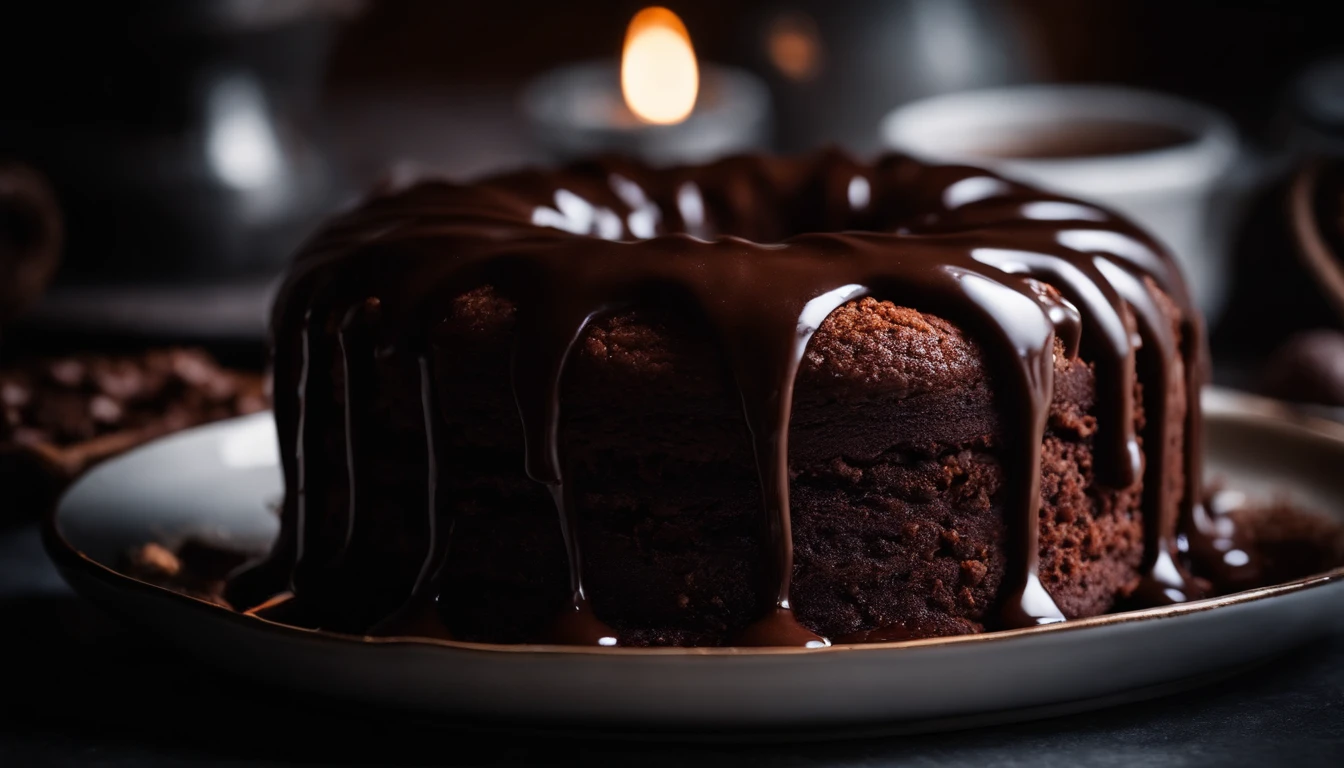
229, 150, 1223, 647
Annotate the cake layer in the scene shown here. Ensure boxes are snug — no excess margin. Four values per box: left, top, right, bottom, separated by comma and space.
271, 285, 1180, 644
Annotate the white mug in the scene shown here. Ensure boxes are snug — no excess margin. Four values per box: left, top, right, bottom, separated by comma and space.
880, 84, 1245, 323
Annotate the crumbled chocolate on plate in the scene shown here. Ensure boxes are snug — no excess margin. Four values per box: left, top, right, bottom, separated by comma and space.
123, 538, 260, 610
0, 348, 267, 524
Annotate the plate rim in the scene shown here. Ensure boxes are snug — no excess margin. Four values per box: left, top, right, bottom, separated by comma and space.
43, 386, 1344, 659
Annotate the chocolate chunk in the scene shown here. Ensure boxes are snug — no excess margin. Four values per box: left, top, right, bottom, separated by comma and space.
93, 361, 145, 401
1, 381, 30, 408
47, 358, 86, 388
125, 542, 182, 581
169, 350, 217, 387
1260, 329, 1344, 406
88, 394, 123, 425
34, 390, 97, 442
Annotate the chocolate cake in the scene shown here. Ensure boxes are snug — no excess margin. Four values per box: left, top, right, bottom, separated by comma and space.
230, 150, 1245, 647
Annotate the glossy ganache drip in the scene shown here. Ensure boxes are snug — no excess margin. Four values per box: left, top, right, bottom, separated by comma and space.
232, 149, 1230, 646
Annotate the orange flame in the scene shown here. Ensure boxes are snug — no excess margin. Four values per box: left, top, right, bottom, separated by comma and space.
621, 7, 700, 125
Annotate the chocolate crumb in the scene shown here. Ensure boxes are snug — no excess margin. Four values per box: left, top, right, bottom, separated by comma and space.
1260, 329, 1344, 406
121, 537, 259, 610
47, 359, 85, 388
88, 394, 123, 425
125, 542, 182, 580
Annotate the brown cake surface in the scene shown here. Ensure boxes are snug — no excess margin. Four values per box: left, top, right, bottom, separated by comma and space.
419, 289, 1157, 645
231, 150, 1219, 646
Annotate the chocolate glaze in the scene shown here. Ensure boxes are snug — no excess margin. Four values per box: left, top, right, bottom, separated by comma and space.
233, 150, 1216, 646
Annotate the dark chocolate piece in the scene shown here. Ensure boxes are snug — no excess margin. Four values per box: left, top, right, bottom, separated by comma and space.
1260, 329, 1344, 406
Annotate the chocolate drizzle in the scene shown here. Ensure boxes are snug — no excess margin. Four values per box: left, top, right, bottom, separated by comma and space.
231, 150, 1214, 646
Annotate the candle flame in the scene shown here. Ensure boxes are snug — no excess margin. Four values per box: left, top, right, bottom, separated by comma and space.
621, 7, 699, 125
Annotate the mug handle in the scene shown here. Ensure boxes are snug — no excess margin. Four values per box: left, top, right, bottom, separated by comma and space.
1290, 158, 1344, 324
0, 161, 64, 330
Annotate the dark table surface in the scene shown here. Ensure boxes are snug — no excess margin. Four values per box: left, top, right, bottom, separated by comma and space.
2, 520, 1342, 767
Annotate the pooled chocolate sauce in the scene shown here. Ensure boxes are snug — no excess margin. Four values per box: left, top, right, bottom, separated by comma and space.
235, 150, 1228, 646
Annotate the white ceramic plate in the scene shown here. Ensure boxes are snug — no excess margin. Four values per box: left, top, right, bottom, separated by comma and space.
45, 388, 1344, 736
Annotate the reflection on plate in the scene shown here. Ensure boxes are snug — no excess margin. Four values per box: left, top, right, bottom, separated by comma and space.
44, 388, 1344, 735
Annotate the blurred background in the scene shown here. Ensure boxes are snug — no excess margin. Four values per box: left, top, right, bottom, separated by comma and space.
3, 0, 1344, 482
6, 6, 1344, 762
